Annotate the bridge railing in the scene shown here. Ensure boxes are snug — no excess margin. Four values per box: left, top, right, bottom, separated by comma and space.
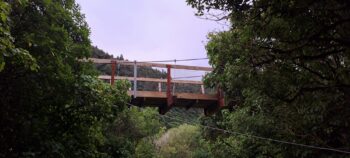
98, 75, 205, 92
87, 58, 212, 96
85, 58, 225, 115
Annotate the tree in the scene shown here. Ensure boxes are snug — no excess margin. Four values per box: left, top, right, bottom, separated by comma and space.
101, 107, 164, 158
187, 0, 350, 157
0, 0, 130, 157
0, 1, 37, 72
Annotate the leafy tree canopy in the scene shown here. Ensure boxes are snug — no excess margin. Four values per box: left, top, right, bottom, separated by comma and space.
0, 0, 131, 157
187, 0, 350, 157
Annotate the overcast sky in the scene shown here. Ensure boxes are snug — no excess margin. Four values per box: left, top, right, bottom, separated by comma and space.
76, 0, 226, 68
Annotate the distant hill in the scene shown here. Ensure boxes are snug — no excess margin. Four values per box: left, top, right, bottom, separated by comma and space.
91, 46, 203, 125
92, 46, 168, 91
92, 46, 114, 59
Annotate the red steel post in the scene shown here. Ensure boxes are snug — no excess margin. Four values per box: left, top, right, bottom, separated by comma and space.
166, 64, 173, 107
111, 60, 116, 85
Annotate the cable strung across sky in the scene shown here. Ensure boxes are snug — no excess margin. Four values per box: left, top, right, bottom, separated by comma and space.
141, 57, 209, 63
172, 75, 203, 79
113, 57, 209, 63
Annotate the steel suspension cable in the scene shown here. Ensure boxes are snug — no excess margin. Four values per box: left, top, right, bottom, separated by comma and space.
172, 75, 203, 79
141, 57, 208, 63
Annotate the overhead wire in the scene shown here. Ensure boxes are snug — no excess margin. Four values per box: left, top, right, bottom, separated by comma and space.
105, 57, 209, 64
125, 102, 350, 155
141, 57, 208, 63
172, 75, 203, 79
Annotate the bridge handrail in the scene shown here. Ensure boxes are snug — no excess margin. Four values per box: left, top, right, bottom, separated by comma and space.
98, 75, 204, 85
85, 58, 214, 98
85, 58, 213, 71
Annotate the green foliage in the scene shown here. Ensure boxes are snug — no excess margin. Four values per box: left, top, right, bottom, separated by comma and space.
135, 138, 157, 158
155, 124, 211, 158
188, 0, 350, 157
0, 1, 38, 72
101, 107, 164, 158
1, 0, 214, 157
0, 0, 132, 157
